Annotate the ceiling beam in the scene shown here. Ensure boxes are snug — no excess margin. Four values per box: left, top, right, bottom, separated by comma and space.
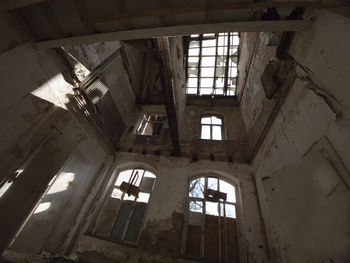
85, 1, 321, 24
35, 20, 312, 48
0, 0, 47, 11
155, 38, 181, 156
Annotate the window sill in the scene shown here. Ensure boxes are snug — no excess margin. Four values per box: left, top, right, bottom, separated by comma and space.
84, 233, 139, 248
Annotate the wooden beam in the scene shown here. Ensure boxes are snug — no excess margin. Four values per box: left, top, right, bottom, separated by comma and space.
0, 0, 47, 11
35, 20, 312, 48
71, 0, 96, 34
85, 1, 321, 24
113, 0, 127, 30
156, 0, 165, 26
155, 38, 181, 156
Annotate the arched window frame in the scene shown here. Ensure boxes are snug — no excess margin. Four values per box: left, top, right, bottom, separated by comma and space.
181, 174, 242, 262
89, 167, 157, 245
200, 114, 224, 141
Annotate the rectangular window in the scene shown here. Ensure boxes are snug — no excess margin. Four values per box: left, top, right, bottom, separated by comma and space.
186, 32, 239, 96
200, 116, 223, 141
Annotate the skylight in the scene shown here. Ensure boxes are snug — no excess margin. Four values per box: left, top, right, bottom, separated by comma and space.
186, 32, 239, 96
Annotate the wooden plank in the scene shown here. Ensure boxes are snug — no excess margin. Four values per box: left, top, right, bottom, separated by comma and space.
85, 1, 321, 24
156, 0, 165, 26
35, 20, 312, 49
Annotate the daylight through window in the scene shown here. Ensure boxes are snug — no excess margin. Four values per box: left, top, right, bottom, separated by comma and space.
200, 115, 223, 140
137, 113, 166, 136
183, 176, 238, 261
186, 32, 239, 96
92, 169, 156, 244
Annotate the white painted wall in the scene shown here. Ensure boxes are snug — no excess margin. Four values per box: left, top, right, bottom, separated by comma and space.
252, 8, 350, 262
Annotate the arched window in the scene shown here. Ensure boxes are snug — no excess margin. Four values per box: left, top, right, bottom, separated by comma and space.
200, 115, 223, 140
93, 168, 156, 244
183, 176, 238, 262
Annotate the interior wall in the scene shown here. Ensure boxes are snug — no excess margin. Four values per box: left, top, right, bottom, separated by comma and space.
252, 8, 350, 263
0, 20, 112, 254
72, 152, 268, 263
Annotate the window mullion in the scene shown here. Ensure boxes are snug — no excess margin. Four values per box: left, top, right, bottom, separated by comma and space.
213, 33, 219, 95
197, 35, 203, 96
224, 32, 231, 95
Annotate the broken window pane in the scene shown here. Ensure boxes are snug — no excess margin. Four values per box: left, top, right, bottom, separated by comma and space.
189, 178, 205, 198
189, 41, 200, 48
186, 32, 239, 96
190, 200, 203, 213
187, 67, 198, 77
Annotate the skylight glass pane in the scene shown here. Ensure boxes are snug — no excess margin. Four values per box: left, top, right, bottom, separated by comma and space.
211, 116, 222, 125
201, 67, 214, 78
201, 117, 211, 124
215, 88, 224, 95
188, 48, 200, 56
187, 67, 198, 77
189, 41, 200, 48
187, 88, 197, 94
200, 88, 212, 95
217, 46, 227, 56
215, 78, 224, 87
201, 125, 211, 139
203, 33, 215, 37
201, 57, 215, 67
218, 35, 227, 46
212, 126, 222, 140
215, 67, 225, 77
202, 47, 216, 56
232, 35, 240, 45
200, 78, 213, 88
202, 39, 216, 47
188, 78, 198, 87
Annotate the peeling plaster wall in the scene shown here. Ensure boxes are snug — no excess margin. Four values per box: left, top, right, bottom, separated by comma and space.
0, 42, 110, 255
120, 103, 248, 162
73, 152, 268, 262
252, 8, 350, 263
